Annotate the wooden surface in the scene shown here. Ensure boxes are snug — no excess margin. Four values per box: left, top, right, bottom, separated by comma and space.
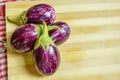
6, 0, 120, 80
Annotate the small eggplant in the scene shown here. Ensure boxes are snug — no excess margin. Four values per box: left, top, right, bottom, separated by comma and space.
7, 4, 55, 26
49, 21, 70, 45
33, 22, 60, 76
10, 24, 41, 53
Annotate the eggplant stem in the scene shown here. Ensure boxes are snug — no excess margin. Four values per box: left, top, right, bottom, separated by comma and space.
34, 21, 55, 50
7, 11, 27, 26
48, 26, 59, 31
7, 16, 21, 26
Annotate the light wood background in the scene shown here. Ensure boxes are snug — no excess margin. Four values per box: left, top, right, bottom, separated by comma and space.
6, 0, 120, 80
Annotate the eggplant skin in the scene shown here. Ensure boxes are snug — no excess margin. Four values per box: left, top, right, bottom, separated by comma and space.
26, 4, 55, 25
49, 21, 70, 45
33, 45, 60, 76
10, 24, 38, 53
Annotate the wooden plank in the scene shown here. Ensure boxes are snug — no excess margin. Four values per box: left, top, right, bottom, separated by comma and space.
6, 0, 120, 80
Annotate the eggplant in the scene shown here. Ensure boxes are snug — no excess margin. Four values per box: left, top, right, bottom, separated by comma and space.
7, 4, 55, 26
10, 24, 42, 53
33, 22, 60, 76
49, 21, 70, 45
34, 45, 60, 76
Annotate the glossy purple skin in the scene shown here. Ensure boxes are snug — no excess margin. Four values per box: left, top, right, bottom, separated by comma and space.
49, 21, 70, 45
26, 4, 55, 25
33, 45, 60, 76
11, 24, 38, 53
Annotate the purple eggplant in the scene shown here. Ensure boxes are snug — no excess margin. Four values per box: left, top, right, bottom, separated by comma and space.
7, 4, 55, 26
33, 22, 60, 76
34, 45, 60, 76
10, 24, 42, 53
49, 21, 70, 45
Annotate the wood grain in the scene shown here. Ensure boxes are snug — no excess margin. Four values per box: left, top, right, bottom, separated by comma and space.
5, 0, 120, 80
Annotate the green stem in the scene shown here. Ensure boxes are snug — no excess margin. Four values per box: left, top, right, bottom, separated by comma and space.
7, 16, 20, 25
42, 21, 48, 36
34, 21, 55, 50
7, 11, 27, 26
47, 25, 59, 31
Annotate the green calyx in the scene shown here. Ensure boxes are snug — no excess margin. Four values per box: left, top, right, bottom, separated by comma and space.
34, 22, 55, 50
7, 11, 27, 26
33, 24, 59, 40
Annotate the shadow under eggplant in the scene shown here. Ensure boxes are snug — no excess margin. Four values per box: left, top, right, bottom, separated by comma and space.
23, 52, 43, 77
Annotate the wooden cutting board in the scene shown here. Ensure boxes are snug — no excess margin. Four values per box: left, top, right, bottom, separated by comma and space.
6, 0, 120, 80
